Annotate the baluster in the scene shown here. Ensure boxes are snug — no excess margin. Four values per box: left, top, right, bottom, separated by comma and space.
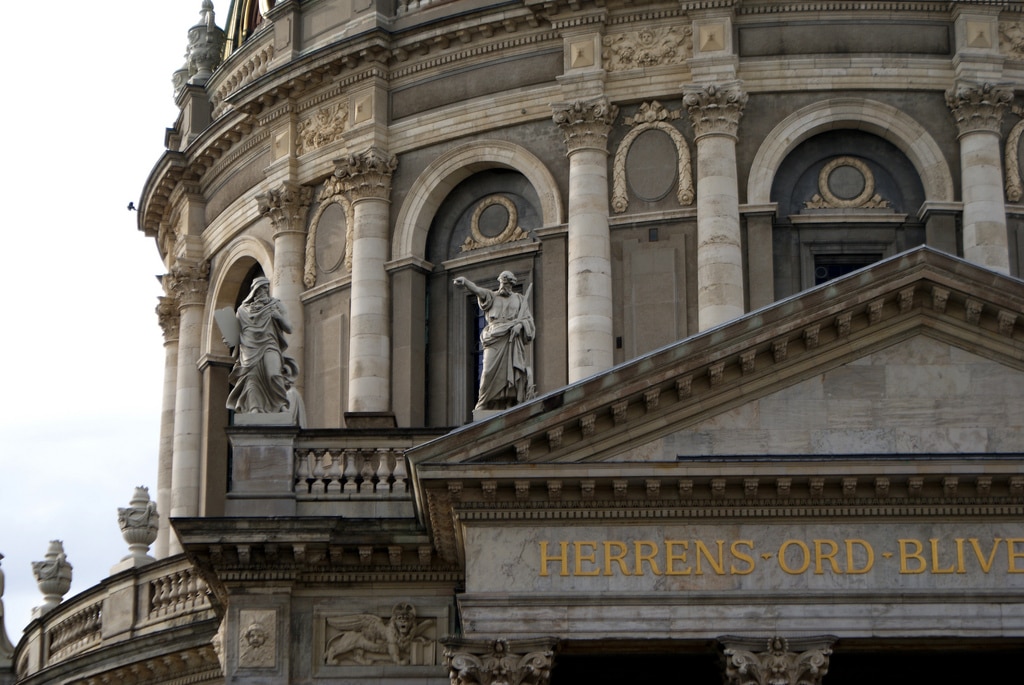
392, 452, 409, 494
359, 451, 375, 493
375, 449, 393, 493
170, 571, 184, 613
294, 450, 312, 494
343, 449, 359, 493
311, 449, 326, 494
325, 450, 342, 493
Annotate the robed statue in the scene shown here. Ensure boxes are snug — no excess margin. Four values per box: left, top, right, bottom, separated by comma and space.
221, 276, 302, 417
454, 271, 536, 411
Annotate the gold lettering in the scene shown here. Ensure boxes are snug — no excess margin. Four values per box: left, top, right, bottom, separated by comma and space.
954, 538, 967, 574
845, 539, 874, 574
969, 538, 1002, 573
539, 541, 569, 577
695, 540, 726, 575
574, 541, 600, 576
634, 540, 662, 576
813, 539, 842, 575
603, 541, 632, 576
778, 539, 810, 575
929, 538, 955, 574
898, 539, 926, 574
1007, 538, 1024, 573
665, 540, 691, 575
730, 540, 755, 575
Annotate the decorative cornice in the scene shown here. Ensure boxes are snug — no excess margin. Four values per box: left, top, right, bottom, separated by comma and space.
156, 296, 181, 342
166, 262, 210, 308
444, 638, 557, 685
552, 98, 619, 154
683, 81, 748, 140
945, 83, 1014, 137
257, 182, 313, 237
333, 147, 398, 201
720, 636, 835, 685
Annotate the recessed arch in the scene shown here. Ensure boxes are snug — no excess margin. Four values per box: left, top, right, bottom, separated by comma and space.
204, 235, 274, 355
747, 98, 954, 205
393, 140, 564, 261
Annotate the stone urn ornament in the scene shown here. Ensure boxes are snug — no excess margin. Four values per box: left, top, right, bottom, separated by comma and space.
116, 486, 159, 568
186, 0, 226, 86
31, 541, 72, 617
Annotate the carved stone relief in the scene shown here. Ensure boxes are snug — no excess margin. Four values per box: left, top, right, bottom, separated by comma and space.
803, 156, 891, 209
999, 21, 1024, 60
612, 101, 694, 213
1005, 107, 1024, 203
946, 83, 1013, 136
324, 602, 436, 666
602, 25, 692, 71
444, 638, 556, 685
296, 103, 348, 156
720, 636, 835, 685
304, 177, 355, 287
238, 609, 276, 669
461, 195, 529, 251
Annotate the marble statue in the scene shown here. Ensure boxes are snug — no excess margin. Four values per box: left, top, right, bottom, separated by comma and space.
225, 277, 301, 415
325, 602, 434, 666
453, 271, 536, 411
32, 540, 73, 616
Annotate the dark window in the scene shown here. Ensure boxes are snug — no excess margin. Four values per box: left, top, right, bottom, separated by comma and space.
813, 253, 882, 285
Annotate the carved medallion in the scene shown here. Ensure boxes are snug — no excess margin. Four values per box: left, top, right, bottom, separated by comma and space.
461, 195, 529, 252
613, 101, 693, 213
304, 177, 355, 287
804, 156, 891, 209
324, 602, 436, 666
1005, 108, 1024, 202
238, 609, 276, 669
602, 26, 692, 71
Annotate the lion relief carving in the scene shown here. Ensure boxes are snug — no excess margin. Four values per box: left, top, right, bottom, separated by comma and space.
324, 602, 435, 666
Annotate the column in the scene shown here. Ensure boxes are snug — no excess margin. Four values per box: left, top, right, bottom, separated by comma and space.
167, 261, 209, 554
553, 98, 618, 383
335, 147, 397, 414
946, 83, 1013, 274
719, 636, 835, 685
683, 81, 748, 331
444, 638, 557, 685
257, 182, 312, 392
153, 295, 180, 559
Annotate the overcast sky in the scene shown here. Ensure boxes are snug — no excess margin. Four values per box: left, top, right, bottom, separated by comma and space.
0, 1, 219, 641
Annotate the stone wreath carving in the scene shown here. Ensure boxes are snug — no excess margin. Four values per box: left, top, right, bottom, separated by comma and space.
461, 195, 529, 252
304, 177, 355, 287
612, 101, 694, 213
804, 156, 890, 209
1005, 108, 1024, 203
602, 26, 692, 71
324, 602, 435, 666
297, 103, 348, 157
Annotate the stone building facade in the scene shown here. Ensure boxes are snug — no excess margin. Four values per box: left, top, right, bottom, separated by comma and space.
8, 1, 1024, 685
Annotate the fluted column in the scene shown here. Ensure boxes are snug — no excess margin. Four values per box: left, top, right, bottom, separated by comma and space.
553, 98, 618, 383
166, 261, 209, 554
684, 82, 748, 331
154, 295, 180, 559
444, 638, 557, 685
719, 636, 835, 685
335, 148, 397, 413
257, 182, 312, 393
946, 83, 1013, 274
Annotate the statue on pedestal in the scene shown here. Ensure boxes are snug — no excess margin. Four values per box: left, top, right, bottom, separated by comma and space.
223, 277, 301, 417
454, 271, 536, 411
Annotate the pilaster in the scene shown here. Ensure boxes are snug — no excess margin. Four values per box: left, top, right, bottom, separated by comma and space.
553, 98, 618, 383
946, 83, 1014, 273
335, 147, 398, 415
683, 81, 748, 330
154, 295, 180, 559
444, 638, 558, 685
719, 635, 836, 685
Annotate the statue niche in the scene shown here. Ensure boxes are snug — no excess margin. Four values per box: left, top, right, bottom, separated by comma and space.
324, 602, 435, 666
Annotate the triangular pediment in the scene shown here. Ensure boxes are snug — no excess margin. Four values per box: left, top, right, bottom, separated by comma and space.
409, 247, 1024, 470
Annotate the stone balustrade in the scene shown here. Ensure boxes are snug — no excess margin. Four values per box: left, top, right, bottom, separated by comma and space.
15, 557, 215, 681
294, 447, 409, 497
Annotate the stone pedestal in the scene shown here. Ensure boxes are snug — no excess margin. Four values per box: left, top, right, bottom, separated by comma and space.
224, 426, 299, 517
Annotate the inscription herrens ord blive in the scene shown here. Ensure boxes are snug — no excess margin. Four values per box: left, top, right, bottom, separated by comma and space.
538, 537, 1024, 577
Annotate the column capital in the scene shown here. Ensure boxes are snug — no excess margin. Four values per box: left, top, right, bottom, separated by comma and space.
552, 98, 619, 153
444, 638, 557, 685
683, 80, 748, 140
334, 147, 398, 202
719, 635, 836, 685
946, 82, 1014, 136
166, 261, 210, 308
156, 296, 181, 342
257, 182, 313, 236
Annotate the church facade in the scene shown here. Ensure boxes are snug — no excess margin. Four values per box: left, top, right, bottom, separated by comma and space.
9, 1, 1024, 684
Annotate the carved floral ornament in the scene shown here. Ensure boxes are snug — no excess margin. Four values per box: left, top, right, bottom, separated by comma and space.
334, 147, 399, 201
683, 81, 748, 138
945, 82, 1013, 136
156, 296, 181, 340
804, 156, 891, 210
304, 176, 356, 287
166, 261, 210, 307
257, 182, 313, 235
721, 636, 835, 685
296, 103, 348, 157
612, 101, 694, 213
461, 195, 529, 251
552, 98, 619, 153
444, 638, 556, 685
602, 25, 693, 71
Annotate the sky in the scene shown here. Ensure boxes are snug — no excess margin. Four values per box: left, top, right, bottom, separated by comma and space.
0, 1, 219, 641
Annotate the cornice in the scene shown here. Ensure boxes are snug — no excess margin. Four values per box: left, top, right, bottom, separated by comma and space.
736, 1, 957, 15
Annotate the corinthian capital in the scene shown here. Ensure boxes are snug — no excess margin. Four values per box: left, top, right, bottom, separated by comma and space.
156, 296, 181, 341
946, 83, 1014, 136
719, 636, 836, 685
552, 98, 619, 153
444, 638, 557, 685
683, 81, 748, 139
257, 182, 313, 236
334, 147, 398, 201
166, 261, 210, 308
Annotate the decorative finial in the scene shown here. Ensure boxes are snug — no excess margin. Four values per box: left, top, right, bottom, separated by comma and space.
183, 0, 226, 88
113, 486, 159, 573
31, 541, 73, 618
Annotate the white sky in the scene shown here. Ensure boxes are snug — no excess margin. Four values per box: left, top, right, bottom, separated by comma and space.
0, 2, 219, 641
